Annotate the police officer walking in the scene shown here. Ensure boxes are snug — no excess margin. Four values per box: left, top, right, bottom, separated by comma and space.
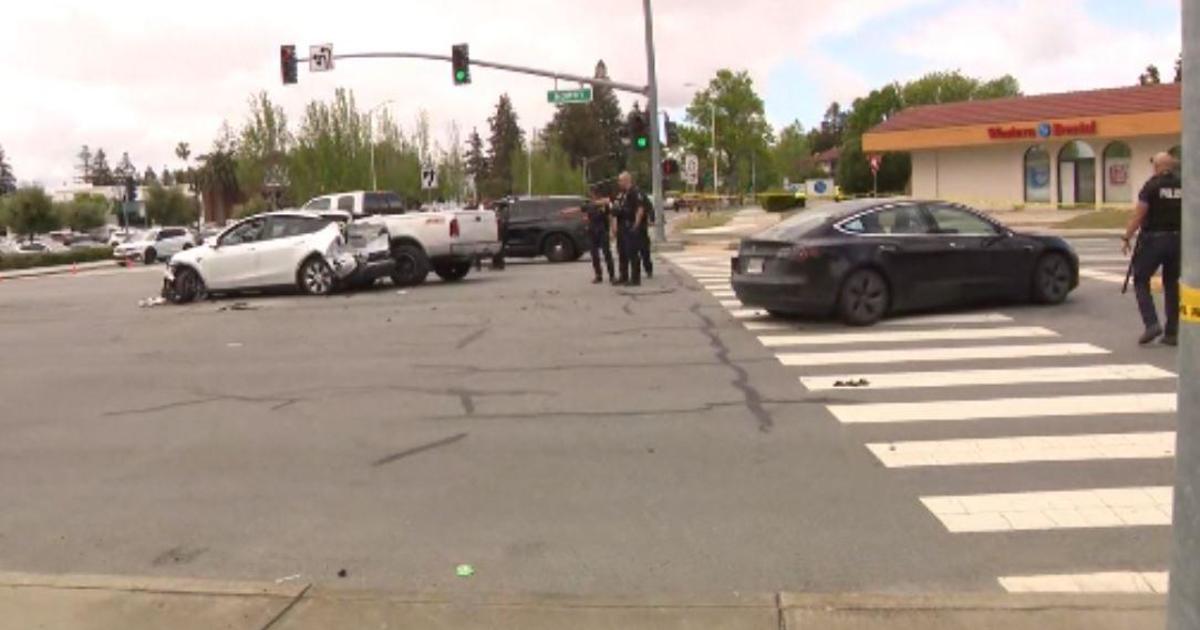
585, 185, 615, 284
613, 172, 647, 286
1123, 152, 1183, 346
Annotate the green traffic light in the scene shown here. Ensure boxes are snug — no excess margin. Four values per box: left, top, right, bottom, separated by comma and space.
636, 137, 648, 149
455, 70, 467, 82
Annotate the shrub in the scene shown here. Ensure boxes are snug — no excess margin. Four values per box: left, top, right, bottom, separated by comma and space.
0, 246, 114, 271
758, 191, 806, 213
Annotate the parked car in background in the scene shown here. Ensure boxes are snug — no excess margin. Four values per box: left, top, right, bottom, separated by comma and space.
732, 198, 1079, 326
493, 196, 589, 263
302, 191, 500, 286
112, 227, 195, 265
162, 211, 363, 303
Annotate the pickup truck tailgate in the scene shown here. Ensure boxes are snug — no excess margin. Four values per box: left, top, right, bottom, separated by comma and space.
452, 210, 499, 245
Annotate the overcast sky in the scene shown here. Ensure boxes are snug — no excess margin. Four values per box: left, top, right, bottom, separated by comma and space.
0, 0, 1182, 187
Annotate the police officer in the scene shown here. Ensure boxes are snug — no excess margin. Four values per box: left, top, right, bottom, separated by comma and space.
613, 172, 646, 286
1122, 152, 1183, 346
637, 188, 655, 279
585, 185, 615, 284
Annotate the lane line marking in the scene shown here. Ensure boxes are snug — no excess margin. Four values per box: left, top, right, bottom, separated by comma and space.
1080, 269, 1125, 284
867, 431, 1175, 468
830, 393, 1176, 424
802, 364, 1175, 391
777, 343, 1108, 367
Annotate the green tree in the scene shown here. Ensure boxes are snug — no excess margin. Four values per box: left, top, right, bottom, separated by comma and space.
115, 152, 136, 180
76, 145, 93, 184
685, 69, 772, 195
590, 60, 627, 183
142, 166, 158, 185
771, 121, 821, 185
289, 88, 372, 202
369, 107, 423, 204
807, 102, 846, 154
236, 92, 291, 203
0, 144, 15, 195
6, 187, 60, 240
90, 149, 114, 186
484, 94, 525, 198
464, 128, 488, 184
144, 183, 199, 226
55, 194, 109, 232
1139, 64, 1162, 86
836, 71, 1021, 195
161, 167, 175, 186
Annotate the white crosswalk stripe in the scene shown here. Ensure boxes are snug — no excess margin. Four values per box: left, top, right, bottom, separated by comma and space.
999, 572, 1169, 594
920, 487, 1172, 532
802, 364, 1175, 391
777, 343, 1109, 367
744, 312, 1015, 330
829, 393, 1176, 424
867, 432, 1175, 468
760, 326, 1056, 348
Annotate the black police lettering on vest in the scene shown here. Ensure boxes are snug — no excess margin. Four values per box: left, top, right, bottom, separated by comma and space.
1138, 172, 1183, 233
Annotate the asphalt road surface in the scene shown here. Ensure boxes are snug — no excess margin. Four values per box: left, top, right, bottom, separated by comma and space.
0, 240, 1176, 597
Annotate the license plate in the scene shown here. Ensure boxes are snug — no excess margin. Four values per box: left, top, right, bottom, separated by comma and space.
744, 258, 765, 274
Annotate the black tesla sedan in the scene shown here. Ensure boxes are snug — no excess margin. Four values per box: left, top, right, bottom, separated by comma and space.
731, 199, 1079, 326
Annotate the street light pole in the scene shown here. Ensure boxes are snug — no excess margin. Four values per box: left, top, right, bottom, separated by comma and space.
711, 103, 717, 196
1168, 0, 1198, 627
643, 0, 665, 242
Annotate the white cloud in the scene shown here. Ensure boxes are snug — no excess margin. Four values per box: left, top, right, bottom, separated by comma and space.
0, 0, 1026, 185
892, 0, 1181, 95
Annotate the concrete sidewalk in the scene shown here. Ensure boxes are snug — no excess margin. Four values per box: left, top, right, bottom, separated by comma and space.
0, 260, 120, 280
0, 571, 1166, 630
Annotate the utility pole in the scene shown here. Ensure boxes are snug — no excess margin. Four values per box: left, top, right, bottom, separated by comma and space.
1168, 0, 1198, 627
368, 100, 394, 192
643, 0, 665, 242
528, 127, 536, 197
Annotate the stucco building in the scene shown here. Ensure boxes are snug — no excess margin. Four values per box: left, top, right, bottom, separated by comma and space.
862, 83, 1182, 209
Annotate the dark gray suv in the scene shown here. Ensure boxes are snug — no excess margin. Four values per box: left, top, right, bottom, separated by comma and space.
496, 196, 590, 263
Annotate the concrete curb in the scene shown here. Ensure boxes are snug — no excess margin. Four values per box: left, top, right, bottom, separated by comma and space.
0, 260, 120, 280
0, 571, 308, 598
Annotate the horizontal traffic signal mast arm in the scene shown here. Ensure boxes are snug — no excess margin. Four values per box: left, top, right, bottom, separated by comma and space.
293, 50, 648, 95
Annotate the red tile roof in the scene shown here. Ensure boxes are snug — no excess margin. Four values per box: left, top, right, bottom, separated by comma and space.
869, 83, 1181, 134
814, 147, 841, 162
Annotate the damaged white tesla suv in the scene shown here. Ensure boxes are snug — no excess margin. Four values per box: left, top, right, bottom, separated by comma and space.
162, 211, 361, 303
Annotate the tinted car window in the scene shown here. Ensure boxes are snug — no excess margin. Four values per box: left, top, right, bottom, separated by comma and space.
757, 206, 845, 240
304, 198, 332, 211
264, 216, 324, 240
337, 196, 356, 212
220, 218, 265, 246
364, 192, 405, 215
925, 204, 1000, 235
866, 205, 933, 235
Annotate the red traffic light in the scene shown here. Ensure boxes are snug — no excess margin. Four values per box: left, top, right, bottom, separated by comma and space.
662, 158, 680, 176
280, 45, 298, 85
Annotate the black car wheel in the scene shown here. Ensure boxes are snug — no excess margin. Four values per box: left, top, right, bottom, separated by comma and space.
298, 257, 336, 296
543, 234, 576, 263
838, 268, 889, 326
390, 243, 430, 287
144, 248, 157, 265
165, 266, 206, 304
434, 261, 471, 282
1032, 253, 1072, 304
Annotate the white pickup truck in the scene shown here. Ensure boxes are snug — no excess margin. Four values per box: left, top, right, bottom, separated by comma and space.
302, 191, 500, 286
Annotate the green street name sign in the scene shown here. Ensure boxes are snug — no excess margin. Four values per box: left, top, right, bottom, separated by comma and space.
547, 88, 593, 104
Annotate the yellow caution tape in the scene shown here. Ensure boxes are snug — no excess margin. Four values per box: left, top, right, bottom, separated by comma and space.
1182, 283, 1200, 324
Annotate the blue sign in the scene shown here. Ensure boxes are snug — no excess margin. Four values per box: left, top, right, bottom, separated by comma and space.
1037, 123, 1052, 138
814, 180, 828, 194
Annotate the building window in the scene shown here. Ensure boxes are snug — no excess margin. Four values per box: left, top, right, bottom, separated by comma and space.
1102, 142, 1132, 204
1024, 146, 1051, 203
1058, 141, 1097, 206
1170, 145, 1183, 172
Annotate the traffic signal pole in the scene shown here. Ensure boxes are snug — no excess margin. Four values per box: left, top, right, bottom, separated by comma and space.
642, 0, 666, 243
1168, 0, 1198, 627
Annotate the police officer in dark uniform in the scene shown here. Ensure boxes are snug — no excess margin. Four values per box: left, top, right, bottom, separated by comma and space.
637, 188, 655, 279
613, 172, 646, 286
1123, 152, 1183, 346
584, 185, 615, 284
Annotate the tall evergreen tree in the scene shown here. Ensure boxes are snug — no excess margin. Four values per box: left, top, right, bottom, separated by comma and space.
116, 152, 136, 179
90, 149, 114, 186
161, 167, 175, 186
485, 94, 524, 196
143, 166, 159, 185
0, 144, 15, 195
464, 128, 487, 182
590, 60, 626, 183
76, 145, 93, 184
